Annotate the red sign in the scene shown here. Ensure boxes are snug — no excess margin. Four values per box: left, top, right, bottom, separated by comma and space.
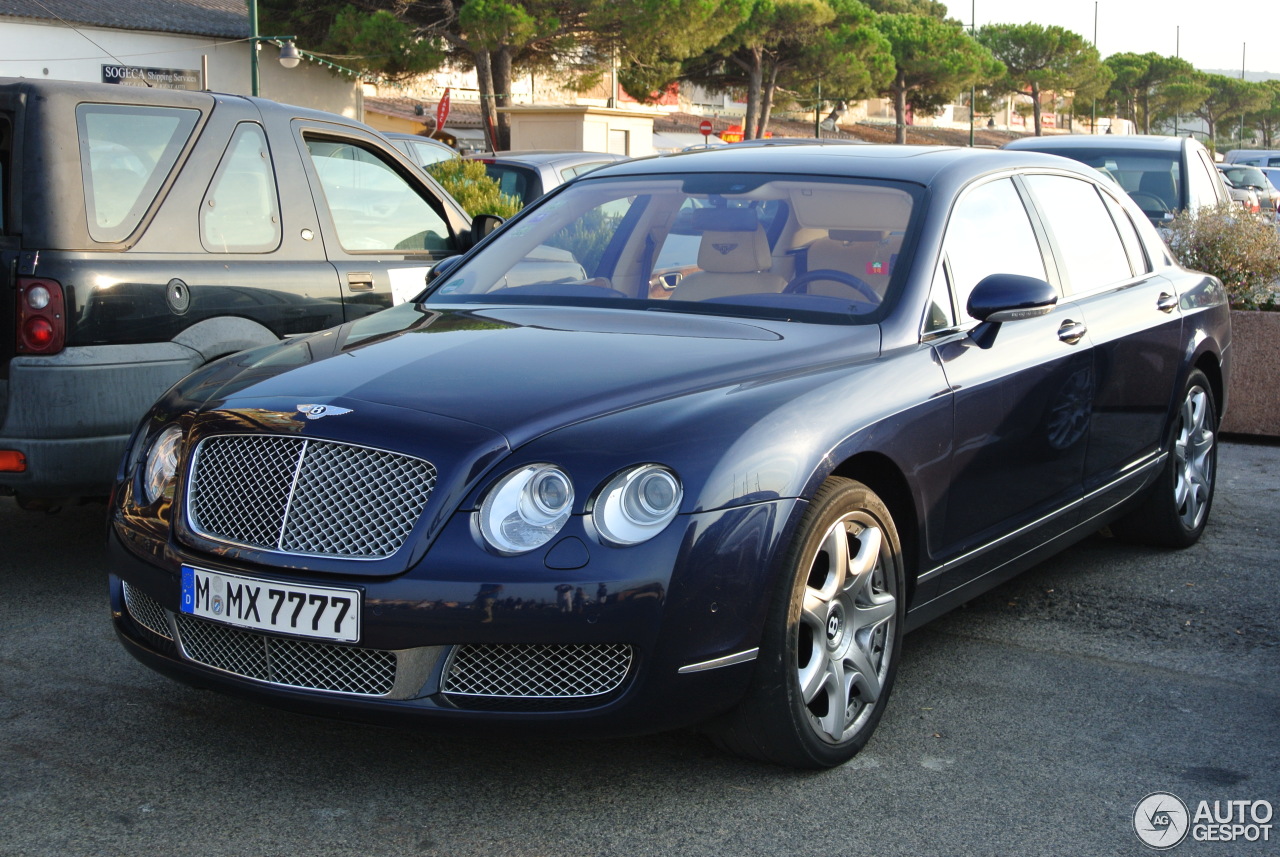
435, 88, 451, 130
699, 119, 713, 137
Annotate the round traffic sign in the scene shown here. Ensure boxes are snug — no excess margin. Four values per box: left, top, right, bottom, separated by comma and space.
699, 119, 713, 137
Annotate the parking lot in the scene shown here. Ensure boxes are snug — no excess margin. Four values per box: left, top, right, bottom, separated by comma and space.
2, 440, 1277, 857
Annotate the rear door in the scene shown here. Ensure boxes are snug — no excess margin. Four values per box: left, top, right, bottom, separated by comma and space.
1021, 174, 1183, 504
68, 96, 348, 347
291, 120, 472, 314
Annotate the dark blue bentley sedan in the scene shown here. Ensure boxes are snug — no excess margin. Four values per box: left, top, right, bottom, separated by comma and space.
108, 144, 1230, 769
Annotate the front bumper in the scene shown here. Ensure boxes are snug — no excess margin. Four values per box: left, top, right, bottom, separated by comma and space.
108, 497, 802, 736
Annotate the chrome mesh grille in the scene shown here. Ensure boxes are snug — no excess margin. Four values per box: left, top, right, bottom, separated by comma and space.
442, 643, 633, 699
175, 614, 397, 696
187, 434, 437, 559
122, 581, 172, 640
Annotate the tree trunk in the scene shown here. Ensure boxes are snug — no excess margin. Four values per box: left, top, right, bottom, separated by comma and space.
1031, 82, 1043, 136
1141, 89, 1151, 134
474, 49, 499, 152
757, 62, 780, 138
493, 47, 515, 151
892, 70, 908, 144
744, 48, 764, 140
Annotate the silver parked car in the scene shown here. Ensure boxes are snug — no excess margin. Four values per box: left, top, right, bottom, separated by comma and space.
462, 150, 629, 206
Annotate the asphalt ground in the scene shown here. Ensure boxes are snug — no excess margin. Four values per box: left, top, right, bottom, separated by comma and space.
1, 440, 1277, 857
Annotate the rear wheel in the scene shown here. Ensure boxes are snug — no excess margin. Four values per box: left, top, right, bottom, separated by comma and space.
709, 478, 904, 768
1113, 369, 1217, 548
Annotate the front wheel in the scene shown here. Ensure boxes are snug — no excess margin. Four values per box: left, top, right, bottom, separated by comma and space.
708, 478, 905, 768
1112, 369, 1217, 548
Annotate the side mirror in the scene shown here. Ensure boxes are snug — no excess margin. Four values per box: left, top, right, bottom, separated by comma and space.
425, 255, 464, 285
965, 274, 1058, 349
470, 213, 504, 247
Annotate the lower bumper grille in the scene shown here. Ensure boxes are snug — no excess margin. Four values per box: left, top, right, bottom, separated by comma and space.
123, 582, 635, 710
175, 615, 398, 696
442, 643, 633, 700
123, 580, 172, 641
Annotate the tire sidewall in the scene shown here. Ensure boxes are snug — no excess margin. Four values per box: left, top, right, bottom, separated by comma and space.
771, 479, 906, 767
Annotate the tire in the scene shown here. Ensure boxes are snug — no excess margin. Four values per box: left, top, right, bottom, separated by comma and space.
1112, 369, 1217, 548
708, 478, 905, 768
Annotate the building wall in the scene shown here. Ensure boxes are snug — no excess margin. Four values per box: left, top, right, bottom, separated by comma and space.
0, 18, 360, 118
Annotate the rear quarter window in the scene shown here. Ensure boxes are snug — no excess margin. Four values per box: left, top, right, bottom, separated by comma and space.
77, 103, 199, 243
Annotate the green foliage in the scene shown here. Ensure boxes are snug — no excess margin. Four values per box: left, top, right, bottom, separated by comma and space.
1192, 74, 1272, 142
259, 1, 445, 79
1165, 203, 1280, 311
425, 159, 522, 219
874, 13, 1003, 141
977, 23, 1105, 136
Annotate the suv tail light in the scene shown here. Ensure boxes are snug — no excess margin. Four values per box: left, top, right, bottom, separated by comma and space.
16, 277, 66, 355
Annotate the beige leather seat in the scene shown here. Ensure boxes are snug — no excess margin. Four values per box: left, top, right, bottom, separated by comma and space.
670, 224, 786, 301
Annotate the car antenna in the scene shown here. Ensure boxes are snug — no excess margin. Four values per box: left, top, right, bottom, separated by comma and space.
29, 0, 152, 86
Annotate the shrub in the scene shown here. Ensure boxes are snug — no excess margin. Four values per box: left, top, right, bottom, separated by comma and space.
1164, 203, 1280, 310
426, 158, 522, 219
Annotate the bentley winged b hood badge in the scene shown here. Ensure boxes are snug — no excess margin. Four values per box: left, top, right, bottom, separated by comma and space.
297, 404, 353, 420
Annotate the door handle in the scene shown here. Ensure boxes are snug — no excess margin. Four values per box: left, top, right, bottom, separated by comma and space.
1058, 319, 1087, 345
347, 272, 374, 291
1157, 292, 1179, 313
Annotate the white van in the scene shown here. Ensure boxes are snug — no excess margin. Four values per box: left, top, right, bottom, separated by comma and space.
1224, 149, 1280, 166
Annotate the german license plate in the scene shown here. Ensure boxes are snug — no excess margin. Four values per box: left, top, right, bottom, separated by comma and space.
180, 566, 360, 643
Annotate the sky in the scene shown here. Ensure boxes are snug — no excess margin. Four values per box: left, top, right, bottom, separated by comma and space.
950, 0, 1274, 75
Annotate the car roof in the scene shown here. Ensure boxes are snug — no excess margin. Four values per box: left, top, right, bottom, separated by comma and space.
464, 150, 628, 166
583, 143, 1100, 187
383, 132, 451, 143
1004, 134, 1188, 153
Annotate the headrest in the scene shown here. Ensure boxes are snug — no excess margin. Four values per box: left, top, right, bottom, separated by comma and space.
689, 207, 758, 232
697, 225, 772, 273
827, 229, 888, 244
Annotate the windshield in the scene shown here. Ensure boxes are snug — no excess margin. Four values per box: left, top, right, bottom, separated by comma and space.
426, 172, 920, 324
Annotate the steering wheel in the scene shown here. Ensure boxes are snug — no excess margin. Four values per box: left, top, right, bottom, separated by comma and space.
784, 268, 880, 304
1126, 191, 1169, 213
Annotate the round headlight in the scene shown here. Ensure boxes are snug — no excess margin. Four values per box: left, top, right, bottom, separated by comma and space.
142, 424, 184, 504
477, 464, 574, 554
592, 465, 683, 546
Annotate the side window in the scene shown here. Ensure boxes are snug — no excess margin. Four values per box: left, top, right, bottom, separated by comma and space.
1023, 174, 1132, 294
201, 123, 281, 253
409, 141, 454, 168
305, 136, 452, 254
77, 103, 200, 242
923, 262, 955, 333
1186, 150, 1223, 211
1100, 191, 1151, 276
943, 178, 1048, 321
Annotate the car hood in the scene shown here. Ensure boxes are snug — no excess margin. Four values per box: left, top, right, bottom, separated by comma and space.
197, 303, 883, 447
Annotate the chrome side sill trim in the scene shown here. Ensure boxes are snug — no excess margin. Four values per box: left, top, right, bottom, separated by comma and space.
678, 648, 760, 674
918, 453, 1165, 584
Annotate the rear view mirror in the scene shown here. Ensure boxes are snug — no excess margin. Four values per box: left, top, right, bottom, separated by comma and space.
470, 214, 503, 247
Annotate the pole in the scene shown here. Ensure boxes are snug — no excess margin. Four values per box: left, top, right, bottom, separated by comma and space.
1174, 26, 1179, 136
248, 0, 260, 97
1091, 1, 1097, 134
968, 0, 975, 147
815, 77, 822, 138
1241, 43, 1246, 147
